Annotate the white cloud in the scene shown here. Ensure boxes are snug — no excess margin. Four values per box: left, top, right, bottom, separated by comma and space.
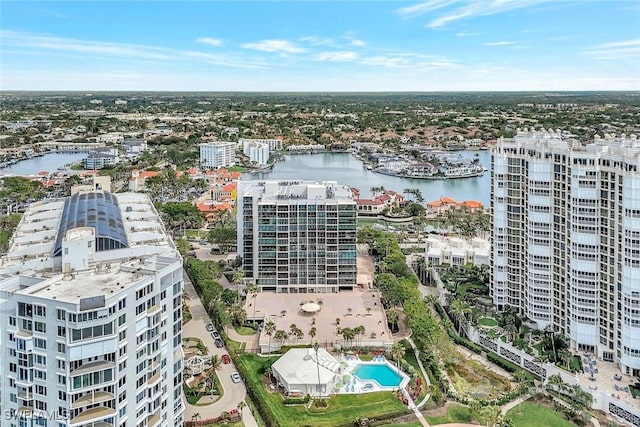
0, 30, 267, 69
0, 30, 174, 60
455, 31, 479, 37
360, 53, 457, 69
344, 31, 366, 48
314, 51, 359, 62
483, 41, 518, 46
196, 37, 224, 47
397, 0, 458, 17
241, 39, 305, 54
300, 36, 337, 47
584, 39, 640, 60
397, 0, 557, 28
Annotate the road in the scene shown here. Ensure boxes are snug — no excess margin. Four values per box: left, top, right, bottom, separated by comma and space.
182, 269, 258, 426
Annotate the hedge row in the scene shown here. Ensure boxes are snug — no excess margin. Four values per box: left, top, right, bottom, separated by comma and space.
230, 351, 276, 427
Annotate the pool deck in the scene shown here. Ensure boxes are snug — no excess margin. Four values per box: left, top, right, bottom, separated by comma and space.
334, 354, 410, 394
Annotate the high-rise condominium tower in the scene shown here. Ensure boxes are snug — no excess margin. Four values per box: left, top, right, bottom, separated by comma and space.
237, 180, 357, 293
0, 191, 185, 426
491, 129, 640, 375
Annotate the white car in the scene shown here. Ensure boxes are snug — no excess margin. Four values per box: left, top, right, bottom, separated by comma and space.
230, 372, 241, 383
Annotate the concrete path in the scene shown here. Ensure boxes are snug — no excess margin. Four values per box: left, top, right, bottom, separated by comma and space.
182, 269, 259, 426
405, 337, 432, 410
225, 324, 260, 352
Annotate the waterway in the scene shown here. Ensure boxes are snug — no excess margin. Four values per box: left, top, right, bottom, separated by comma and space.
0, 152, 87, 176
244, 150, 491, 206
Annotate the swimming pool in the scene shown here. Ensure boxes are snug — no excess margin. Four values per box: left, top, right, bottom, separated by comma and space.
353, 363, 404, 388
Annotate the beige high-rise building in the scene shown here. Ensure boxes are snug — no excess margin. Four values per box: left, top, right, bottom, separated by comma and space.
237, 180, 357, 293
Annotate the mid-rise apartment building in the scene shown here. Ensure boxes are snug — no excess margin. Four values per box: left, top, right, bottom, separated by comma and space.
491, 129, 640, 375
241, 140, 270, 166
199, 141, 235, 169
0, 191, 185, 426
238, 138, 283, 152
237, 181, 357, 293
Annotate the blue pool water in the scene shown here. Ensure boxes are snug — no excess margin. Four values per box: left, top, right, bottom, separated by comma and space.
353, 364, 403, 387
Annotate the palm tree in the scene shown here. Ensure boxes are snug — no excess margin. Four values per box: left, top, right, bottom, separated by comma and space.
449, 299, 471, 335
210, 354, 222, 372
370, 186, 386, 197
289, 323, 298, 338
391, 343, 404, 368
191, 412, 201, 421
247, 283, 259, 326
238, 400, 246, 416
274, 330, 288, 345
232, 268, 244, 305
229, 304, 247, 327
341, 327, 356, 347
313, 341, 322, 397
309, 327, 317, 344
387, 308, 399, 332
546, 374, 565, 394
265, 320, 276, 353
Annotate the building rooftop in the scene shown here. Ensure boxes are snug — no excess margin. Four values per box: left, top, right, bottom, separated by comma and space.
496, 129, 640, 162
240, 180, 355, 203
0, 192, 177, 282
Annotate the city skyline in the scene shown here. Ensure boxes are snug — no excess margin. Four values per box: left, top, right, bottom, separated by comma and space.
2, 0, 639, 91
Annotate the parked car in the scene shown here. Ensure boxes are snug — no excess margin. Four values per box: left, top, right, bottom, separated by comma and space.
214, 339, 224, 348
222, 354, 231, 364
230, 372, 241, 383
212, 331, 221, 339
206, 324, 214, 332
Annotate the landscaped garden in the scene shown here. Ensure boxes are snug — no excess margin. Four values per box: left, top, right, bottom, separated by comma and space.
505, 402, 577, 427
478, 317, 498, 327
631, 382, 640, 399
236, 353, 408, 427
424, 404, 473, 425
443, 350, 512, 399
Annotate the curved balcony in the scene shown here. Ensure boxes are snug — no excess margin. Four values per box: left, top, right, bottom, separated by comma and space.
71, 391, 115, 409
70, 406, 116, 426
70, 360, 115, 376
147, 413, 161, 427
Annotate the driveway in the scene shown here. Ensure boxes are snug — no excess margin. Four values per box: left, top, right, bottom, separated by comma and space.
182, 269, 258, 426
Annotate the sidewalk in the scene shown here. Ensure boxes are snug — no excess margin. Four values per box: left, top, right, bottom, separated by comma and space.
182, 269, 259, 426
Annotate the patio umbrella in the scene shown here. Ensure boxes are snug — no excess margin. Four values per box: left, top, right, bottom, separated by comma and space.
301, 302, 321, 313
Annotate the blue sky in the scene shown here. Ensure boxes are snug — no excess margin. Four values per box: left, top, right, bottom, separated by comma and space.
1, 1, 639, 91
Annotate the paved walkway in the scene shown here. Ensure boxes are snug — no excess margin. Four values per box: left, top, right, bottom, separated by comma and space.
182, 269, 258, 427
225, 324, 260, 352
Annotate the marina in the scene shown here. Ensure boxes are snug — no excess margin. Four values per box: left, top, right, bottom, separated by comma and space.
244, 150, 491, 206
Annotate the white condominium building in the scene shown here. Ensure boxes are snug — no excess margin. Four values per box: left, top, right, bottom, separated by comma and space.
491, 129, 640, 375
241, 140, 270, 166
199, 141, 236, 169
0, 191, 185, 427
237, 181, 357, 293
238, 138, 283, 152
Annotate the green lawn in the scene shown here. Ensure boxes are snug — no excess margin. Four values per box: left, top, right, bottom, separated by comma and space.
478, 317, 498, 327
425, 404, 473, 425
568, 356, 582, 372
630, 383, 640, 399
506, 402, 576, 427
234, 325, 257, 336
227, 166, 248, 172
237, 354, 408, 427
